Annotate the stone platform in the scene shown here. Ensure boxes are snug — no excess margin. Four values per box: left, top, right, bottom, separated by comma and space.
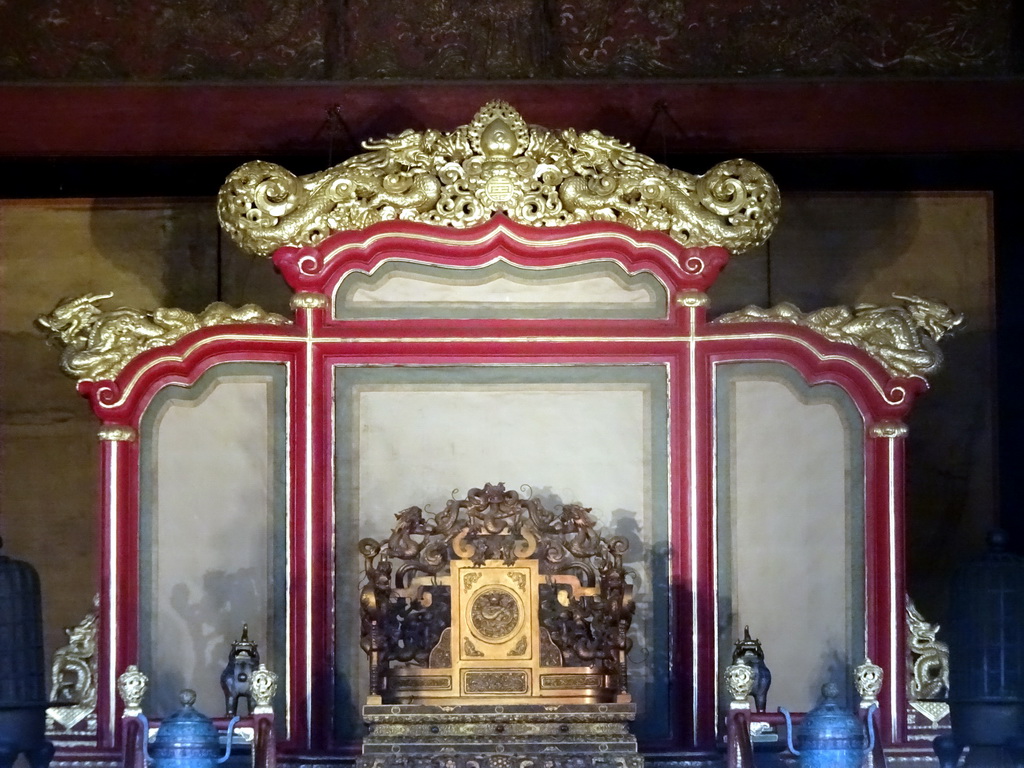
356, 703, 643, 768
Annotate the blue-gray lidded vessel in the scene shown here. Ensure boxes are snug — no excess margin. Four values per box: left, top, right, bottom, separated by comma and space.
779, 683, 876, 768
140, 689, 239, 768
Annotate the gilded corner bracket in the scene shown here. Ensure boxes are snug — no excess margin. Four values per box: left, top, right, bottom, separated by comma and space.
217, 100, 780, 259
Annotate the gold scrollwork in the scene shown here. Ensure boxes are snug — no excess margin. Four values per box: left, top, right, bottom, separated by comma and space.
37, 293, 290, 383
507, 572, 527, 592
715, 294, 963, 379
429, 629, 453, 668
540, 630, 563, 667
218, 101, 780, 258
539, 674, 604, 690
507, 636, 528, 657
463, 670, 529, 694
392, 676, 452, 690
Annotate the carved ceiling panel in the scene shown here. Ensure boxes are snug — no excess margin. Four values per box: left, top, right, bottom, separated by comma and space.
0, 0, 328, 80
0, 0, 1011, 80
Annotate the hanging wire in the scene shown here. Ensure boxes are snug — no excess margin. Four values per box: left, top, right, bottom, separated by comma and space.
637, 99, 688, 163
313, 104, 358, 166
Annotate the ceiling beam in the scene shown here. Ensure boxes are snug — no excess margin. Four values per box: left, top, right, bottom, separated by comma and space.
2, 80, 1023, 157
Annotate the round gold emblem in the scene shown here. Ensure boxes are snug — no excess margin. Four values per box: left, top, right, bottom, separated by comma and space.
484, 175, 517, 205
468, 587, 522, 642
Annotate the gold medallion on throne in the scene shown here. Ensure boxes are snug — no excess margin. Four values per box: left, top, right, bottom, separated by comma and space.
468, 587, 523, 643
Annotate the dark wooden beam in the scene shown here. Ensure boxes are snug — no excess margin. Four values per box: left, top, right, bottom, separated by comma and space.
2, 79, 1023, 158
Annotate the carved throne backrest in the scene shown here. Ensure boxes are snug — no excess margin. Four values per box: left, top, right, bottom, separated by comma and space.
358, 483, 635, 705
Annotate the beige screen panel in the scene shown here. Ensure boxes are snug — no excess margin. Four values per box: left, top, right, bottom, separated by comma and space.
138, 363, 287, 716
333, 364, 672, 743
333, 260, 668, 319
716, 362, 865, 713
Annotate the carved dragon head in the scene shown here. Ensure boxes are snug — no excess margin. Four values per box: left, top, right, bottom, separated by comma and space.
894, 294, 965, 341
37, 292, 113, 345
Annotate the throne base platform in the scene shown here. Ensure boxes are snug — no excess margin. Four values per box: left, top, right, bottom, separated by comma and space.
356, 703, 644, 768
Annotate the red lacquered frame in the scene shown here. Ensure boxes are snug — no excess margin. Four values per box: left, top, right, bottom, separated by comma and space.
78, 215, 922, 758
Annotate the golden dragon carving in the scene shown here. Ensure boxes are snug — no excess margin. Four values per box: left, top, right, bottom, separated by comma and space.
715, 294, 963, 378
46, 595, 99, 731
38, 292, 289, 382
218, 100, 780, 257
906, 597, 949, 701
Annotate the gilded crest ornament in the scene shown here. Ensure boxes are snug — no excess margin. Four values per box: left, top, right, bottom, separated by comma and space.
37, 293, 290, 383
116, 665, 148, 718
249, 665, 278, 715
715, 294, 963, 378
854, 658, 884, 707
724, 662, 755, 706
218, 101, 780, 258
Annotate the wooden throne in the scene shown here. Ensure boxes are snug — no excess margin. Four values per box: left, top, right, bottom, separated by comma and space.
355, 482, 642, 768
358, 482, 634, 705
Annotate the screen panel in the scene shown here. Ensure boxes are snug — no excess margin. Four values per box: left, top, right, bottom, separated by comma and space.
332, 259, 669, 319
332, 364, 671, 743
715, 361, 865, 712
138, 362, 288, 716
